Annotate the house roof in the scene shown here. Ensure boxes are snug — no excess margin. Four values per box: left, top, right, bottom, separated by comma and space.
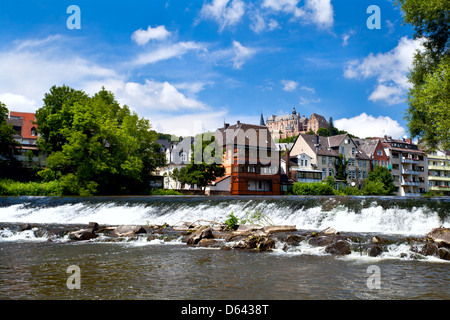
9, 112, 37, 140
217, 122, 277, 149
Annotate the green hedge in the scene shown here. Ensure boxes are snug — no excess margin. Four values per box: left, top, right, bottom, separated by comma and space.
0, 179, 62, 196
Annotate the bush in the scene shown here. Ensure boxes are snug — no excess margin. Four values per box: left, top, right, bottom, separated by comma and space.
149, 189, 182, 195
292, 182, 335, 195
0, 179, 61, 196
225, 212, 239, 230
362, 180, 386, 195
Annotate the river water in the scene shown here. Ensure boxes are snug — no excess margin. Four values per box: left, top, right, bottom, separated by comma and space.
0, 196, 449, 300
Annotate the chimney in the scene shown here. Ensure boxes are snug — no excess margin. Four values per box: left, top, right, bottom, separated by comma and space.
224, 123, 229, 129
237, 120, 241, 125
315, 135, 319, 145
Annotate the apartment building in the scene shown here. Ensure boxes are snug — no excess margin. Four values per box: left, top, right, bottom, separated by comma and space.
381, 136, 428, 196
290, 133, 370, 188
427, 150, 450, 195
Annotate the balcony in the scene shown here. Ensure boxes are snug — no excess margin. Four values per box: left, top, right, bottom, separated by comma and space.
401, 180, 420, 186
402, 157, 419, 164
428, 165, 450, 171
401, 168, 420, 175
429, 186, 450, 192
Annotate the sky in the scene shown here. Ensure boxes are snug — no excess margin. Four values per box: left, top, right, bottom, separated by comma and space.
0, 0, 422, 138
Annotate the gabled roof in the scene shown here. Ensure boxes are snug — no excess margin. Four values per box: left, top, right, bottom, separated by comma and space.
217, 122, 277, 149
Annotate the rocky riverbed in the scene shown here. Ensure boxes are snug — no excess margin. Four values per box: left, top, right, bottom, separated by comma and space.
7, 221, 450, 261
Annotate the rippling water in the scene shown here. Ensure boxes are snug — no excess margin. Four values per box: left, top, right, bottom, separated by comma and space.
1, 196, 449, 300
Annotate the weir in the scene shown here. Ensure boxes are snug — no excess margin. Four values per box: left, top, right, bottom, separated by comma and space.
0, 196, 448, 236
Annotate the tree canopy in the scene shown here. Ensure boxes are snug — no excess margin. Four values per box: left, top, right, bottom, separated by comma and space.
36, 86, 166, 195
398, 0, 450, 151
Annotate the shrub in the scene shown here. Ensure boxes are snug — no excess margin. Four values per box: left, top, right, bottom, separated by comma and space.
292, 182, 335, 195
149, 189, 182, 195
362, 180, 386, 195
225, 212, 239, 230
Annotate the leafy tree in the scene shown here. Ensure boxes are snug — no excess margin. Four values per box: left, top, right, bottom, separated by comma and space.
365, 166, 395, 195
398, 0, 450, 150
0, 102, 18, 158
36, 86, 165, 195
181, 132, 225, 190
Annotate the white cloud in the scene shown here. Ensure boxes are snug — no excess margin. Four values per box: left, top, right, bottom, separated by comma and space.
200, 0, 245, 32
335, 113, 407, 139
300, 86, 315, 93
262, 0, 334, 29
344, 37, 424, 105
342, 30, 355, 47
0, 35, 228, 137
131, 25, 171, 46
133, 41, 206, 66
211, 41, 257, 69
250, 13, 266, 33
281, 80, 298, 91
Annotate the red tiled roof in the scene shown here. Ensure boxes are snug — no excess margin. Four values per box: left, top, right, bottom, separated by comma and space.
10, 112, 37, 140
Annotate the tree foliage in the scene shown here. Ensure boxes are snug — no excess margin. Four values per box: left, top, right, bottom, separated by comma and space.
36, 86, 166, 195
398, 0, 450, 151
178, 132, 225, 190
364, 166, 395, 195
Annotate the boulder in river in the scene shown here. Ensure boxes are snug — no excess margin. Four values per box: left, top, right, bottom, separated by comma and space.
325, 240, 351, 255
427, 227, 450, 248
111, 225, 147, 237
69, 228, 98, 241
186, 225, 213, 245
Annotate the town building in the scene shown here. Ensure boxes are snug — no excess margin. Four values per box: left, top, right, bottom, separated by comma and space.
427, 150, 450, 195
289, 133, 371, 188
5, 111, 46, 167
381, 136, 428, 196
265, 108, 329, 140
209, 121, 282, 195
354, 138, 390, 170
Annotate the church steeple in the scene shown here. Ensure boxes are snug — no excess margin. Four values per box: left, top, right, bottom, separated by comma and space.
260, 112, 265, 126
292, 106, 297, 115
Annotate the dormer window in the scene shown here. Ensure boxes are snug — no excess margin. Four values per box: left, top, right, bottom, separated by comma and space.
31, 127, 37, 137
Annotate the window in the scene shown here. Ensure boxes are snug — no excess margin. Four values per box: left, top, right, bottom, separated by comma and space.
352, 148, 355, 155
329, 157, 333, 166
322, 156, 326, 164
31, 127, 37, 136
341, 146, 345, 154
328, 168, 334, 176
348, 158, 355, 166
322, 168, 327, 177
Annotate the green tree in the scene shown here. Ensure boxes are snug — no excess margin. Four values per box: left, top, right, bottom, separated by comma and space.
36, 86, 165, 195
181, 132, 225, 190
0, 102, 18, 159
398, 0, 450, 151
364, 166, 395, 195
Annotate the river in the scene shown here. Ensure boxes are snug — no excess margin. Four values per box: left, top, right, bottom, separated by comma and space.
0, 195, 449, 300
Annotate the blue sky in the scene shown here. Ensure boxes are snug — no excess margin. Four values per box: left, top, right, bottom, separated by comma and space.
0, 0, 422, 138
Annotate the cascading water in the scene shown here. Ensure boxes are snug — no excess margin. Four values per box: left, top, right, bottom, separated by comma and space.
1, 196, 448, 236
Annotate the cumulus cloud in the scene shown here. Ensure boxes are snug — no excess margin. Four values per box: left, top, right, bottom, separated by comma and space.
200, 0, 245, 32
281, 80, 298, 91
262, 0, 334, 29
335, 113, 407, 139
210, 41, 257, 69
131, 25, 171, 46
344, 37, 424, 105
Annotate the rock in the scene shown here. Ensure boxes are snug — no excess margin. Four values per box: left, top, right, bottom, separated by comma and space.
111, 225, 147, 237
20, 223, 33, 231
368, 244, 383, 257
427, 227, 450, 247
88, 222, 99, 232
420, 243, 438, 256
198, 238, 222, 248
325, 240, 351, 255
237, 225, 263, 232
258, 238, 275, 252
438, 248, 450, 260
186, 226, 213, 245
262, 225, 297, 234
284, 234, 306, 246
69, 228, 97, 241
308, 236, 334, 247
173, 222, 194, 231
321, 227, 339, 235
371, 236, 391, 245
